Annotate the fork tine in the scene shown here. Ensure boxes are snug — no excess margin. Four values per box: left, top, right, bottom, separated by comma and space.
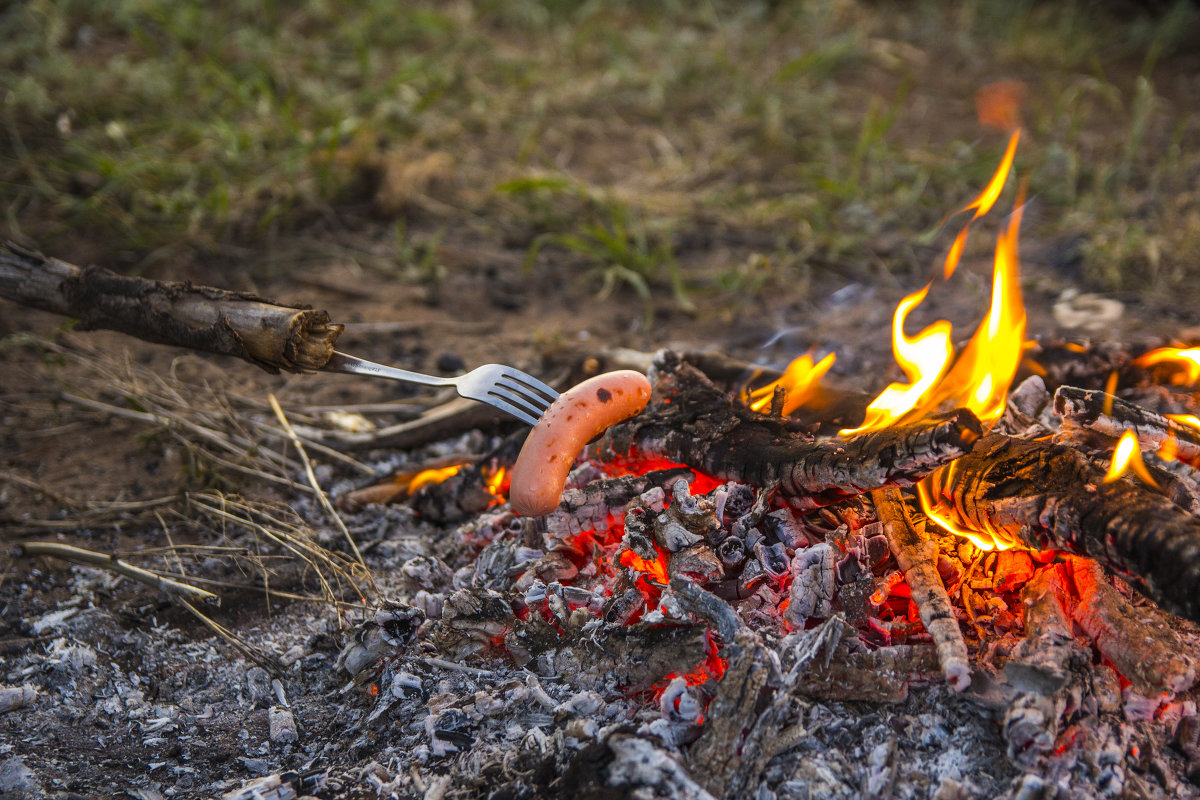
494, 377, 554, 414
483, 393, 542, 426
490, 383, 550, 419
499, 370, 559, 405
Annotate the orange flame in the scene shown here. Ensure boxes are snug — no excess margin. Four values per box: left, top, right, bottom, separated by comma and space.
1133, 347, 1200, 384
839, 284, 954, 436
1104, 430, 1159, 488
917, 463, 1022, 551
407, 464, 462, 494
746, 352, 836, 415
484, 466, 509, 504
943, 130, 1020, 279
1159, 432, 1180, 463
922, 185, 1027, 425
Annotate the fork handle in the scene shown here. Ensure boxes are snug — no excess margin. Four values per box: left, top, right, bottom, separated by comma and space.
322, 351, 454, 388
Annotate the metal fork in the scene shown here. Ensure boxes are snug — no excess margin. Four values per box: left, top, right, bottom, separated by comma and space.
322, 351, 559, 426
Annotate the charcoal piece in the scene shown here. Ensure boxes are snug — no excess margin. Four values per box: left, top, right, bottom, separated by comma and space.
441, 587, 515, 643
688, 632, 783, 800
793, 643, 942, 703
590, 353, 982, 511
738, 557, 767, 599
837, 575, 874, 627
550, 622, 711, 693
668, 579, 740, 644
754, 541, 789, 580
374, 602, 424, 648
653, 515, 703, 552
668, 544, 724, 584
787, 543, 834, 627
604, 588, 646, 625
762, 508, 806, 548
620, 508, 657, 561
937, 431, 1200, 622
717, 537, 746, 569
715, 482, 756, 528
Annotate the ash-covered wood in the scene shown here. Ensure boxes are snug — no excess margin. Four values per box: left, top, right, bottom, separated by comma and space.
1055, 385, 1200, 461
0, 239, 342, 373
591, 353, 982, 511
1004, 565, 1086, 696
1064, 555, 1197, 695
871, 488, 970, 691
936, 431, 1200, 622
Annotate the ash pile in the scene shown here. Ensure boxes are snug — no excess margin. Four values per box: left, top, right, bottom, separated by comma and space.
311, 346, 1200, 800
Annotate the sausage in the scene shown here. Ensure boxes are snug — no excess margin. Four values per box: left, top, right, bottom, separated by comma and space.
509, 370, 652, 516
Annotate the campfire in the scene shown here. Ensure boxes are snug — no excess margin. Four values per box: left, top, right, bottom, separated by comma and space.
6, 121, 1200, 800
314, 131, 1200, 798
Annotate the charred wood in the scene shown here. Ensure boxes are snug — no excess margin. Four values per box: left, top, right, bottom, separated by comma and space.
871, 487, 971, 691
1064, 556, 1197, 695
935, 432, 1200, 623
1055, 385, 1200, 462
591, 353, 982, 511
0, 239, 342, 373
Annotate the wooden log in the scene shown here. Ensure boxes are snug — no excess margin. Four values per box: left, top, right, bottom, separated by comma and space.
1064, 555, 1197, 695
871, 487, 970, 691
0, 239, 342, 373
590, 352, 982, 511
1054, 385, 1200, 461
934, 432, 1200, 622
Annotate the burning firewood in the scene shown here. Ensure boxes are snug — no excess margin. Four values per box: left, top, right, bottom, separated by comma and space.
930, 431, 1200, 623
871, 487, 971, 691
591, 353, 983, 511
0, 239, 343, 373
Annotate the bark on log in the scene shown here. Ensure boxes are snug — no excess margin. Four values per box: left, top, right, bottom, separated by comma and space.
934, 431, 1200, 622
871, 487, 970, 691
0, 239, 342, 373
1054, 385, 1200, 462
590, 352, 982, 511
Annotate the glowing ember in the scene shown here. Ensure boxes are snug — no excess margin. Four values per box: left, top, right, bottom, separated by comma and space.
1133, 347, 1200, 384
484, 465, 509, 503
745, 351, 836, 415
1104, 430, 1159, 489
407, 464, 463, 494
619, 547, 670, 586
1159, 432, 1180, 463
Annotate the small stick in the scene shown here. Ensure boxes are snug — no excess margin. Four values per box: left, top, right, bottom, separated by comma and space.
871, 487, 970, 691
0, 239, 343, 373
268, 394, 374, 594
17, 541, 219, 606
418, 656, 493, 677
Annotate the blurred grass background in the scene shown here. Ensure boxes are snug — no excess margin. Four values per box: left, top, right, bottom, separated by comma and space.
2, 0, 1198, 312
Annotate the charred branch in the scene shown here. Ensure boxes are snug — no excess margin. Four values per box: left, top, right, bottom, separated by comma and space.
0, 239, 342, 373
936, 432, 1200, 622
591, 353, 982, 511
1055, 385, 1200, 461
870, 488, 971, 691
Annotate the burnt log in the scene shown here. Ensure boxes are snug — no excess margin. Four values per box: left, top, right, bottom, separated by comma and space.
1054, 385, 1200, 461
0, 239, 342, 373
590, 352, 982, 511
933, 432, 1200, 622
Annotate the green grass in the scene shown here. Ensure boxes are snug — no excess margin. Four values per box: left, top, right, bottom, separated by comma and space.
2, 0, 1198, 303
